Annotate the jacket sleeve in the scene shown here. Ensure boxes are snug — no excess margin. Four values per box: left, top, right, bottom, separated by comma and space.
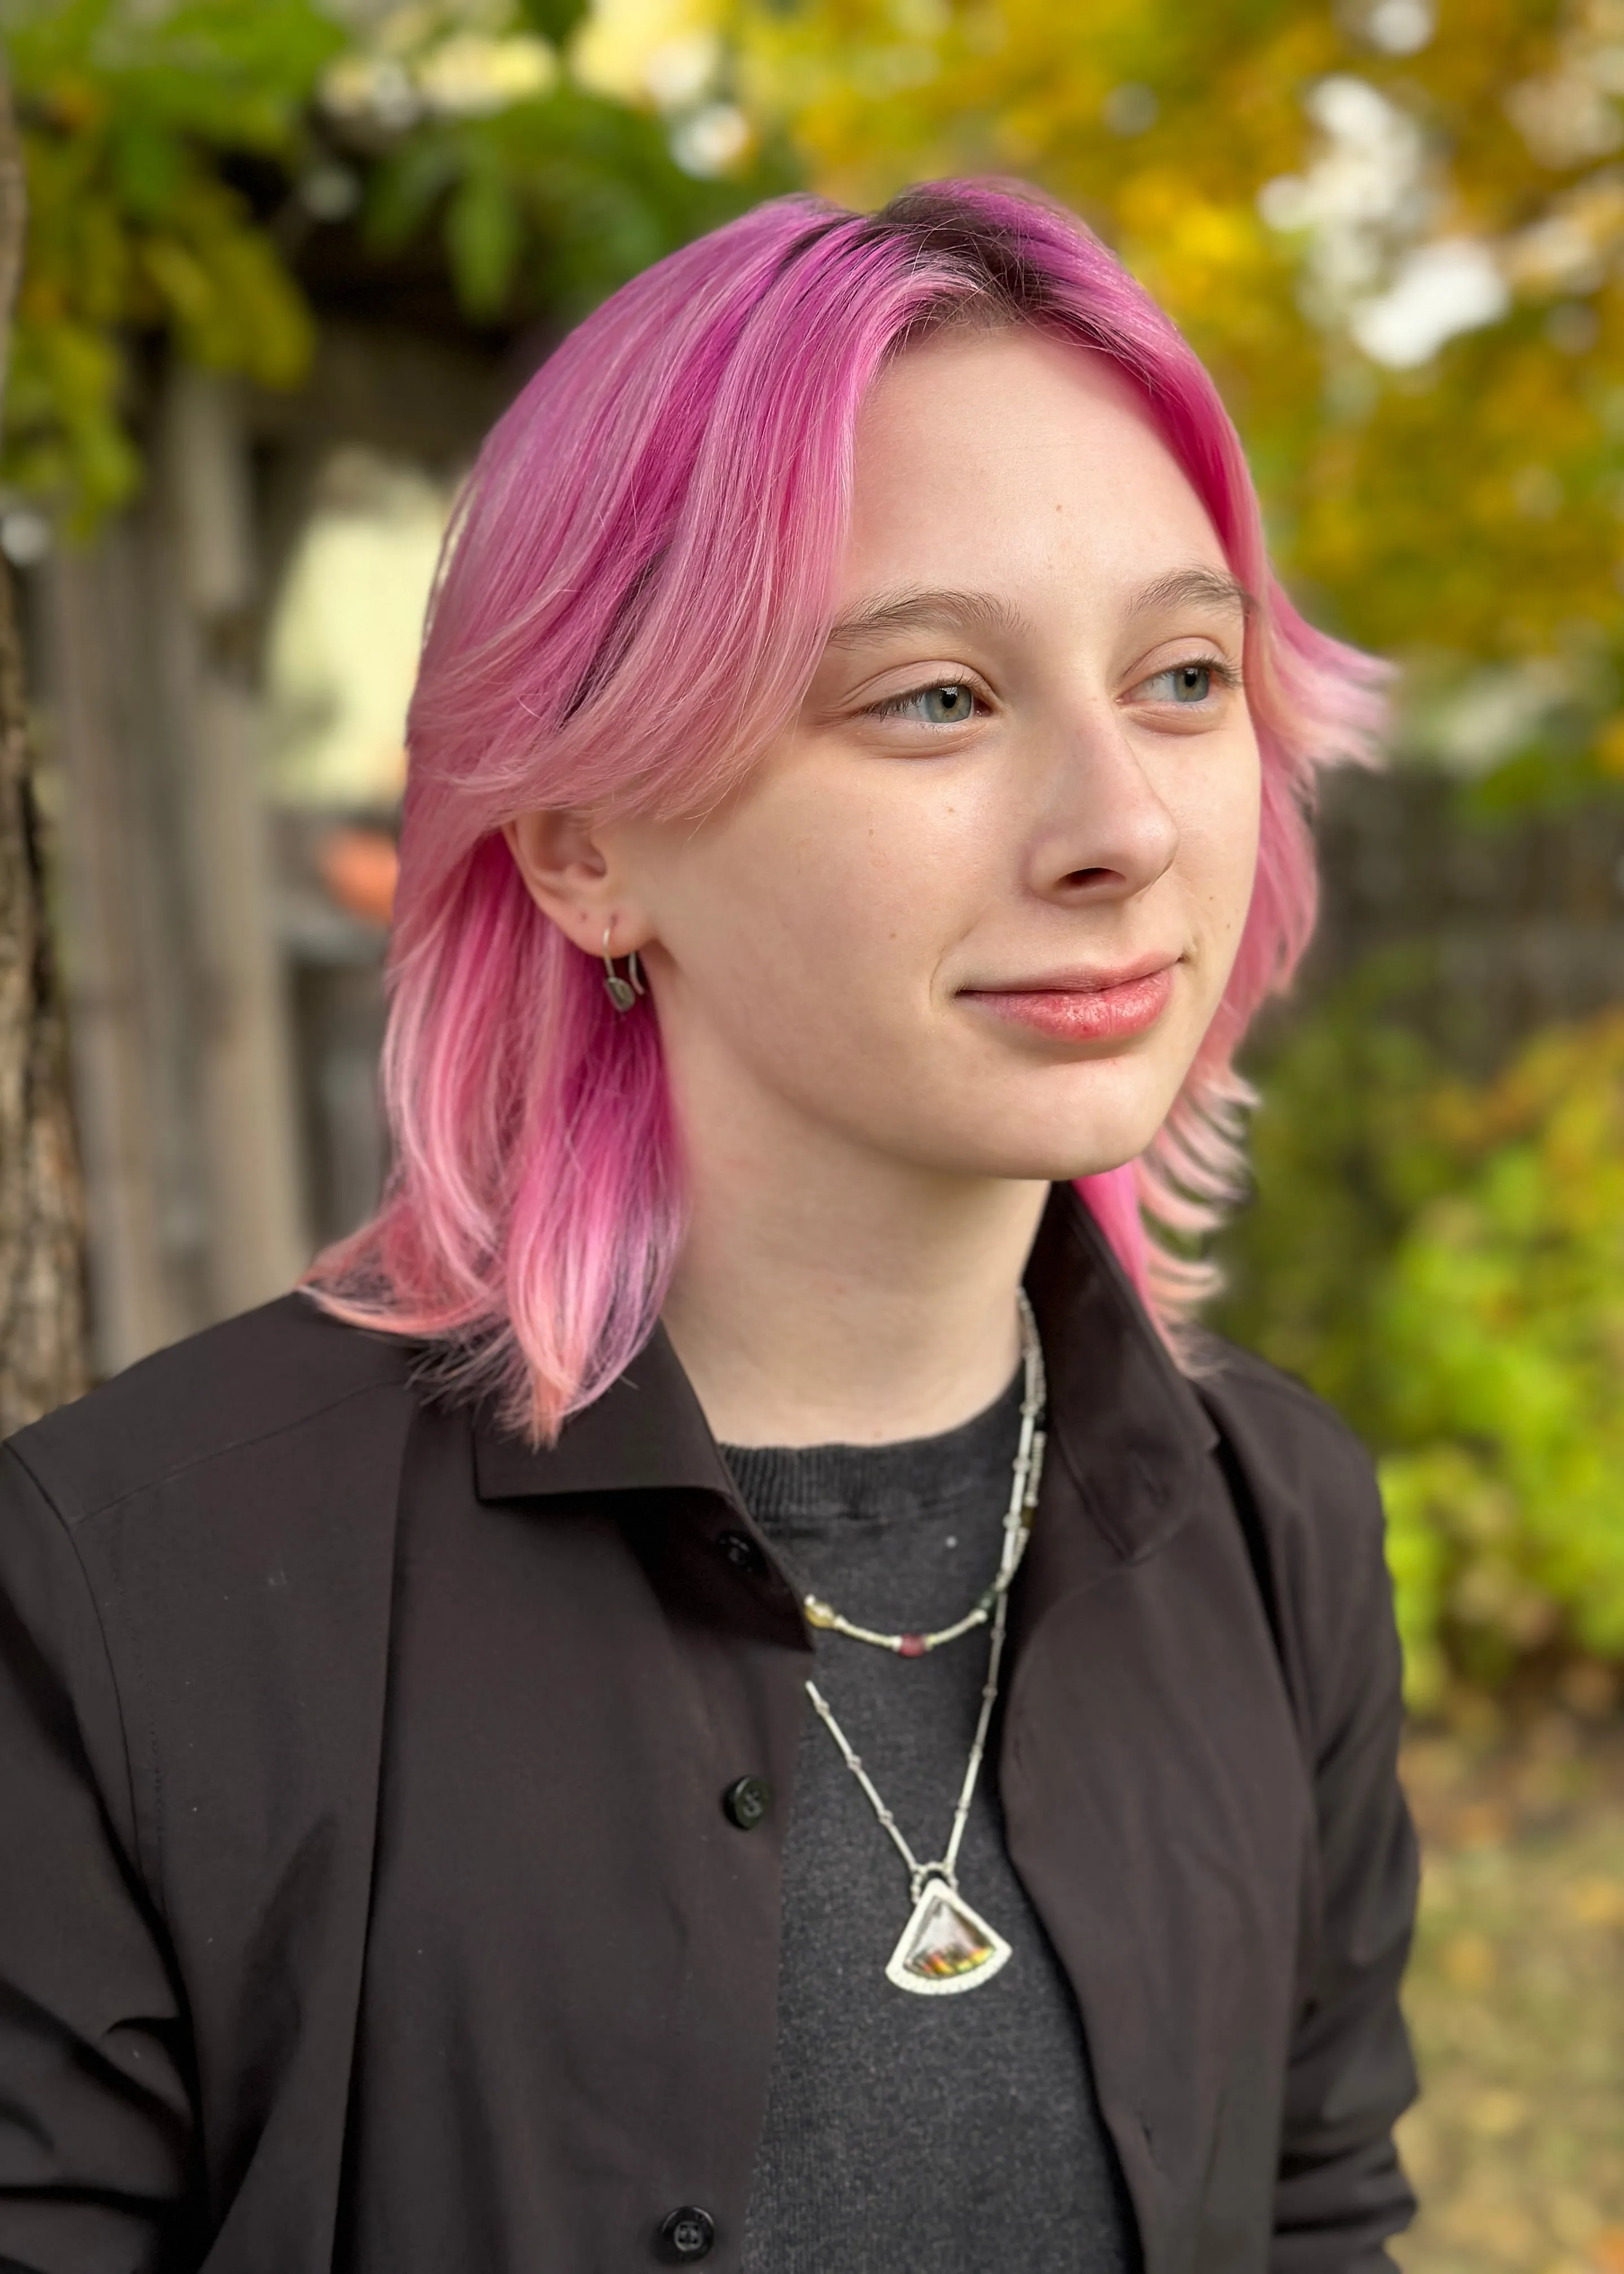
1268, 1421, 1420, 2274
0, 1443, 197, 2272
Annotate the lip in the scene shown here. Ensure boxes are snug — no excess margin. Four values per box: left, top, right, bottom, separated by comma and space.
959, 955, 1179, 1044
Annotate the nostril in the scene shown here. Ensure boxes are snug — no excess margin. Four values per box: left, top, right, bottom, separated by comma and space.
1063, 867, 1118, 888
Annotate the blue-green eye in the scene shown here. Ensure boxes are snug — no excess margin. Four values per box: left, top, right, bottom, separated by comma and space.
1140, 659, 1232, 705
877, 682, 979, 724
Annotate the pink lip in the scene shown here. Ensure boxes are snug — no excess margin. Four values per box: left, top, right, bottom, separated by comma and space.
961, 958, 1179, 1044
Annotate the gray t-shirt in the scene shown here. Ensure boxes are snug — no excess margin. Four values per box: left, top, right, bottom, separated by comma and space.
724, 1374, 1141, 2274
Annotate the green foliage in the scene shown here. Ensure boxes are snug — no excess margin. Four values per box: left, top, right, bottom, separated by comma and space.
4, 0, 339, 523
1379, 1018, 1624, 1708
1218, 990, 1624, 1713
1217, 951, 1455, 1433
1, 0, 788, 526
514, 0, 591, 49
364, 83, 793, 324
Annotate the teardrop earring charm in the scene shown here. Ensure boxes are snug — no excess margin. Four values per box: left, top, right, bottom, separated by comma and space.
602, 924, 646, 1013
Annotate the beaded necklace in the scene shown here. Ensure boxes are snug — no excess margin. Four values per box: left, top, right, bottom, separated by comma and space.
798, 1290, 1045, 1658
801, 1290, 1047, 1996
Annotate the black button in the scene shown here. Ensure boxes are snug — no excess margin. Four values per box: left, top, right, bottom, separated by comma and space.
658, 2205, 716, 2261
722, 1774, 771, 1831
714, 1529, 766, 1577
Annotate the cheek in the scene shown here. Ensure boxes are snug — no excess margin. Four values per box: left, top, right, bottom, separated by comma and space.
670, 764, 988, 1030
1175, 739, 1262, 960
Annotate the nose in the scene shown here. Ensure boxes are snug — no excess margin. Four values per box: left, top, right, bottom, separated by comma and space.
1025, 699, 1180, 906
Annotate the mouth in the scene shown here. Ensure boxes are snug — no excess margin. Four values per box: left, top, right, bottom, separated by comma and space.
957, 955, 1180, 1045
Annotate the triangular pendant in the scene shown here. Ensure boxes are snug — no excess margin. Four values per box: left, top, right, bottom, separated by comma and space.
885, 1878, 1012, 1997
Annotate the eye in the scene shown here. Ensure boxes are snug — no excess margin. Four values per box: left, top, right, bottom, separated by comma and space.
870, 681, 982, 725
1131, 656, 1238, 707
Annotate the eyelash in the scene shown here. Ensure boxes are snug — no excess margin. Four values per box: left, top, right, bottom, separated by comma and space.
1136, 653, 1242, 703
865, 651, 1242, 723
867, 680, 983, 722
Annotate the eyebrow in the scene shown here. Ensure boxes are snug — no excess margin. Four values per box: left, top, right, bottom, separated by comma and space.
823, 567, 1254, 654
823, 587, 1032, 650
1126, 566, 1256, 624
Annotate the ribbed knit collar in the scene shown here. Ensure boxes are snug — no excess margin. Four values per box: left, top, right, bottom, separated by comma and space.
719, 1367, 1024, 1530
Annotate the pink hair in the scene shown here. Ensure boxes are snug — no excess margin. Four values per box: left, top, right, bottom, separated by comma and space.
305, 180, 1388, 1442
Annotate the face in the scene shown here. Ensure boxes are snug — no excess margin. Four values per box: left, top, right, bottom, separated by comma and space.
513, 325, 1262, 1188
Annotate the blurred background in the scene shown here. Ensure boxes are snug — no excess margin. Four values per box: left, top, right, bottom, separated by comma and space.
0, 0, 1621, 2263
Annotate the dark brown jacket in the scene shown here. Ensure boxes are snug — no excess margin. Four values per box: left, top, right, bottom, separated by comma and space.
0, 1188, 1417, 2274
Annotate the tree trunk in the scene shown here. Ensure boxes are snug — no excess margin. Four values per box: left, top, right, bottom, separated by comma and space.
0, 70, 90, 1431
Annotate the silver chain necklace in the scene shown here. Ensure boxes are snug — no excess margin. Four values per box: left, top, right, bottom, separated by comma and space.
802, 1291, 1047, 1997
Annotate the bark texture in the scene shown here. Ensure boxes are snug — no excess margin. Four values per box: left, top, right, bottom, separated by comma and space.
0, 72, 89, 1431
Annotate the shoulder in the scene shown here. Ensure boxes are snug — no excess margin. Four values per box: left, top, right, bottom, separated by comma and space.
3, 1292, 419, 1530
1191, 1336, 1398, 1751
1, 1298, 426, 1911
1194, 1336, 1382, 1536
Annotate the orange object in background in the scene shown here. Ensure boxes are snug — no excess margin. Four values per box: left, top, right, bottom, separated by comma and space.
316, 826, 399, 928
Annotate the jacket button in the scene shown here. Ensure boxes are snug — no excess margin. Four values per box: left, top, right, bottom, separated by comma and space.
714, 1529, 766, 1577
658, 2205, 716, 2261
722, 1774, 771, 1831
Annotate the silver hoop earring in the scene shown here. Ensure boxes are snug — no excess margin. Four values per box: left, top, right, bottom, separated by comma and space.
602, 924, 646, 1013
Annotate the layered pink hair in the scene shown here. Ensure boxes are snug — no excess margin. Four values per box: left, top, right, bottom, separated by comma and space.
306, 179, 1387, 1442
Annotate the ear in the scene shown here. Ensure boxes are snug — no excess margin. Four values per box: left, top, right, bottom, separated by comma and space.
504, 809, 654, 958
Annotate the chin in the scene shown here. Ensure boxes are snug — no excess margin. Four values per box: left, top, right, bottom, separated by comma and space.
905, 1108, 1172, 1187
958, 1068, 1181, 1184
845, 1044, 1188, 1184
995, 1140, 1155, 1185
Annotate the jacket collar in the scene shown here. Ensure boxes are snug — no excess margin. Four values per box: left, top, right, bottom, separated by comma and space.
472, 1182, 1216, 1565
473, 1317, 736, 1504
1025, 1183, 1216, 1564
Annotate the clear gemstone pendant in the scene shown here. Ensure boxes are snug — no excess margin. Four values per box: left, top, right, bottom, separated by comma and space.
885, 1877, 1012, 1997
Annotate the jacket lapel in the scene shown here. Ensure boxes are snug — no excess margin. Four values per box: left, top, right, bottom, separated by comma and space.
1007, 1193, 1312, 2274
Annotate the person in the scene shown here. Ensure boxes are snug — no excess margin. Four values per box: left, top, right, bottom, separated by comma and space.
0, 180, 1418, 2273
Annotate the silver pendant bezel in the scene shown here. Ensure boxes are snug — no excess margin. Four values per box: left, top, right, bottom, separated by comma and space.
885, 1878, 1012, 1997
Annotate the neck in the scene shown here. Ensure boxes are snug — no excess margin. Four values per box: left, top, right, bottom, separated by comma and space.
660, 1079, 1049, 1449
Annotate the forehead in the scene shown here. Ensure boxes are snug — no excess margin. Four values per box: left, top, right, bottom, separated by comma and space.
842, 326, 1228, 606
